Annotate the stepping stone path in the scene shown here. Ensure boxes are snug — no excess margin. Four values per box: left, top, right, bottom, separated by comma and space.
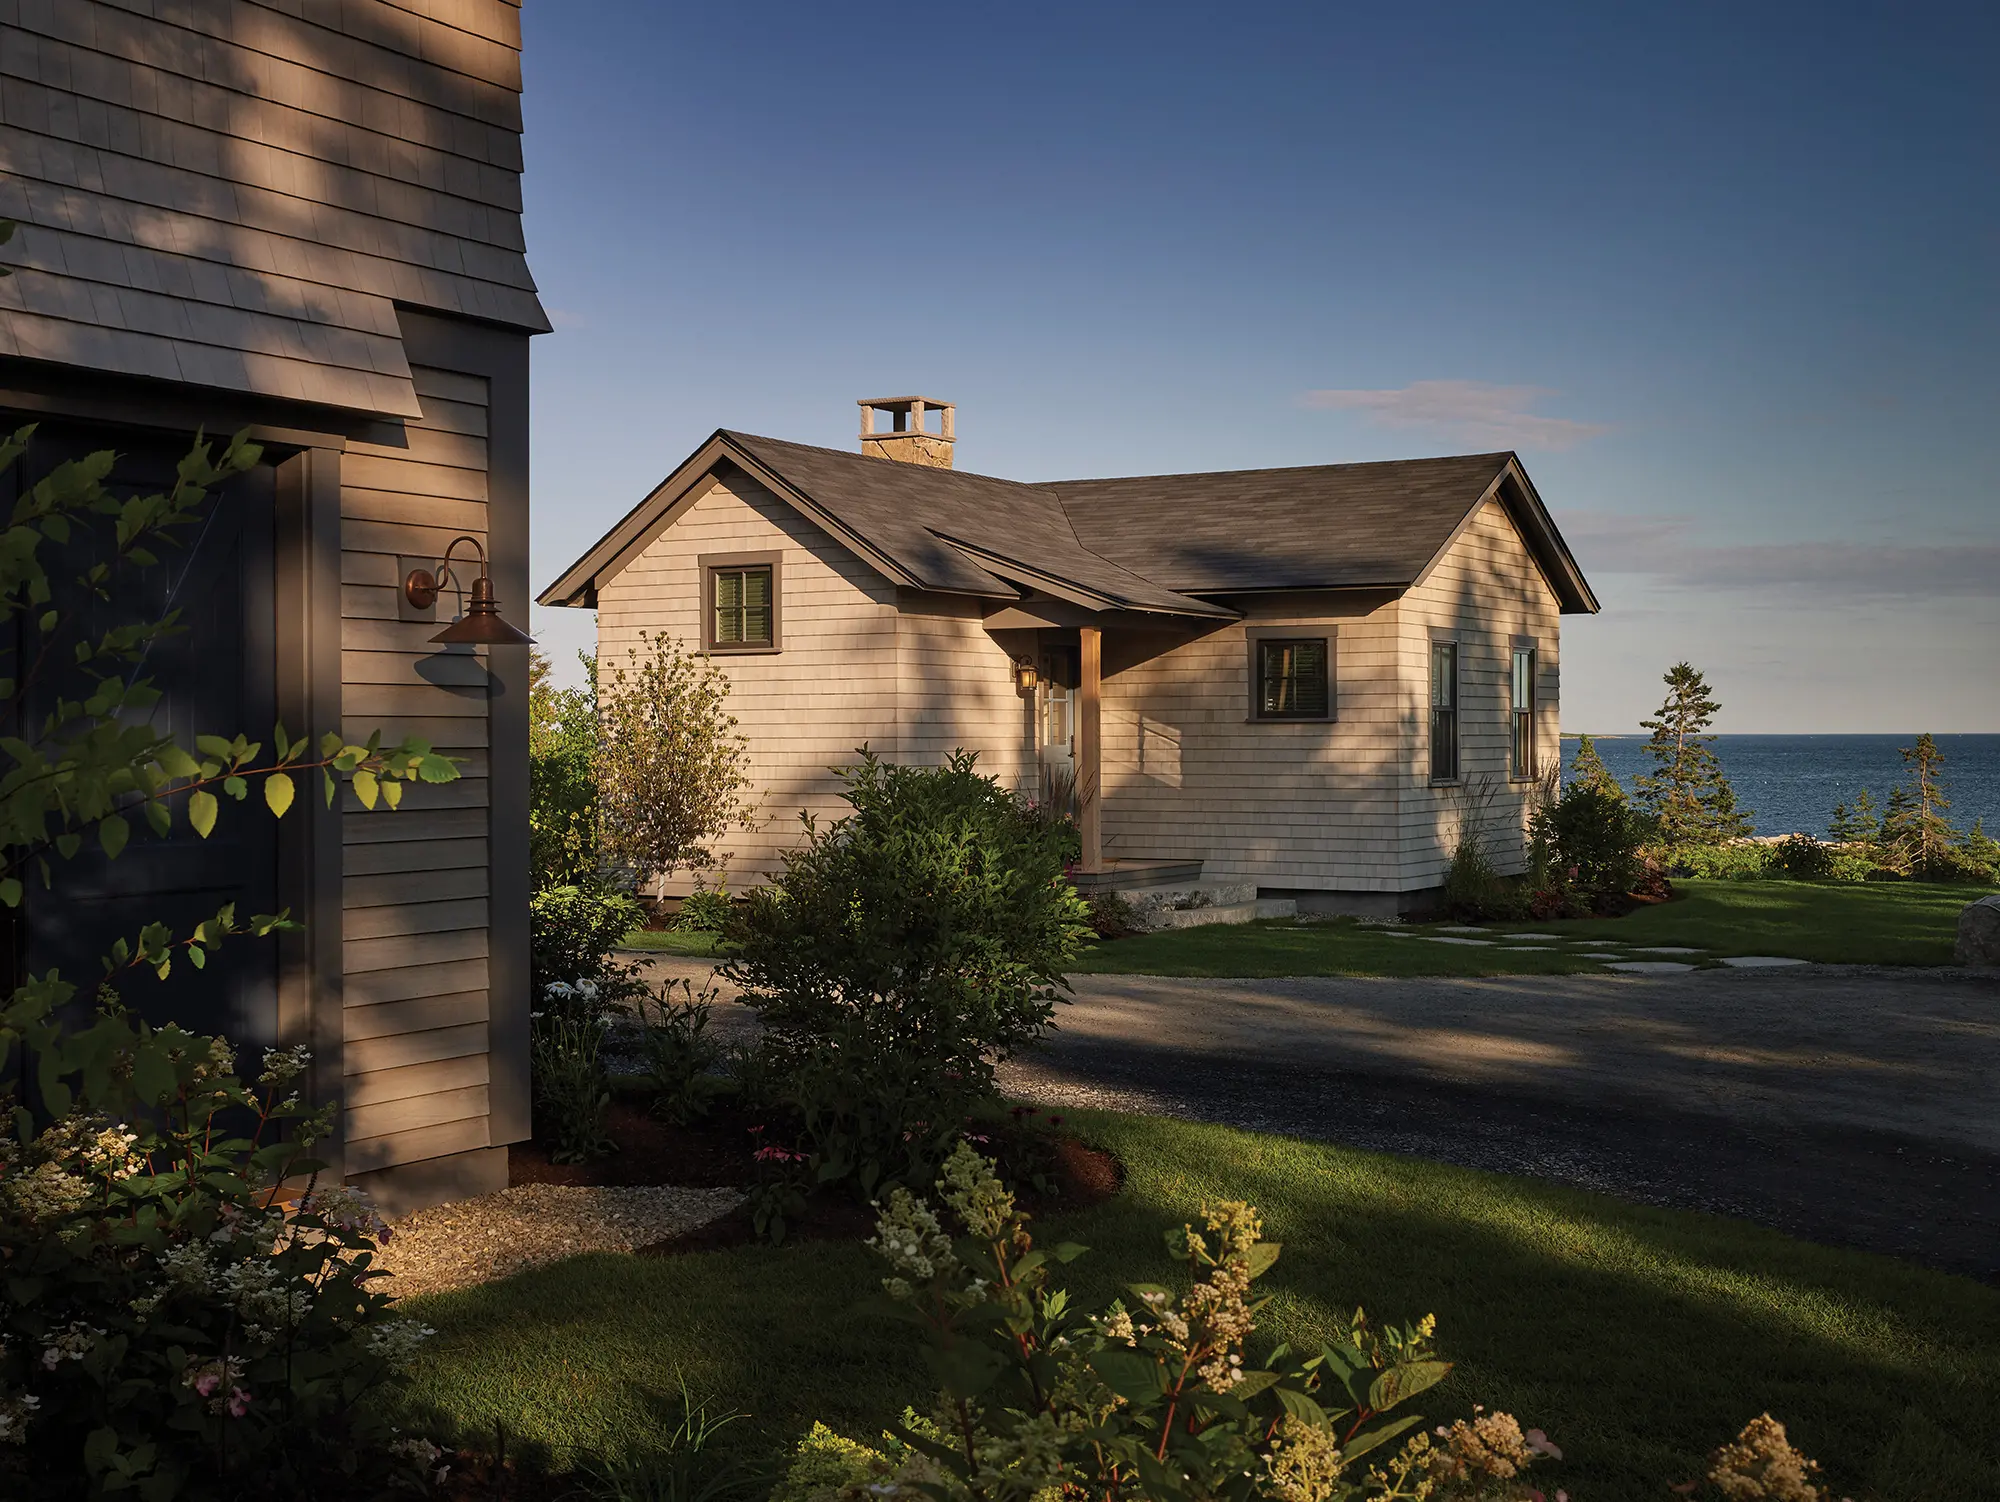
1504, 932, 1563, 940
1578, 952, 1627, 960
1419, 935, 1495, 946
1605, 960, 1698, 975
1630, 946, 1704, 955
1719, 955, 1809, 968
1435, 926, 1489, 934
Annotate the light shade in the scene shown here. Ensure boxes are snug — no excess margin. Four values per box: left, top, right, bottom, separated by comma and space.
1014, 658, 1039, 693
430, 574, 533, 646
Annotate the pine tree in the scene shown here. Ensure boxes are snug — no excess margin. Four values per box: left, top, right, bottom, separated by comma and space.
1826, 789, 1881, 848
1881, 732, 1958, 875
1957, 816, 2000, 877
1634, 662, 1754, 849
1568, 734, 1623, 801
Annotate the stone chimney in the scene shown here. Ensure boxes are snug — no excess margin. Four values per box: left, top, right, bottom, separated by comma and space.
858, 396, 954, 469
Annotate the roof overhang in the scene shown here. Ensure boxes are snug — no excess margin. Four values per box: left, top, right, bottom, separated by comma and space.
1404, 455, 1599, 615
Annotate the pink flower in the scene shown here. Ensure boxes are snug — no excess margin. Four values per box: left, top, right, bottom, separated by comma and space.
194, 1372, 221, 1398
227, 1387, 251, 1418
1525, 1429, 1563, 1460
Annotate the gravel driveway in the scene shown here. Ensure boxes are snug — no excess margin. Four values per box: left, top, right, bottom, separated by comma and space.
1002, 965, 2000, 1281
639, 953, 2000, 1281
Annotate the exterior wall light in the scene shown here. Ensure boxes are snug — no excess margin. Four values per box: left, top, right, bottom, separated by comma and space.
1013, 657, 1039, 694
404, 536, 534, 646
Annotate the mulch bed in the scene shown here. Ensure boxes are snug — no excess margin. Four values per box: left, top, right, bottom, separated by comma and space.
509, 1098, 1124, 1256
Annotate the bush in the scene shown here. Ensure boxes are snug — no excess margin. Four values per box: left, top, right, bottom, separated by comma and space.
674, 879, 735, 934
529, 649, 599, 890
531, 992, 616, 1164
1664, 842, 1770, 881
634, 978, 725, 1124
529, 884, 646, 1001
1085, 889, 1145, 939
0, 1010, 437, 1500
1766, 833, 1835, 881
725, 749, 1090, 1200
1532, 783, 1651, 900
789, 1141, 1562, 1501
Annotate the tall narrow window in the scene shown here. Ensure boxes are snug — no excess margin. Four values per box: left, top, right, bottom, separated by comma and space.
1429, 641, 1458, 781
710, 564, 773, 648
1510, 647, 1536, 779
1255, 638, 1330, 719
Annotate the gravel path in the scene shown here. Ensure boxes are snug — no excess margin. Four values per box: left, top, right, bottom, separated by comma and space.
1001, 964, 2000, 1281
375, 1184, 742, 1300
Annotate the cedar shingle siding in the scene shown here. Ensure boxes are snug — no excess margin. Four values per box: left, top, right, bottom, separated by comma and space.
3, 0, 543, 1209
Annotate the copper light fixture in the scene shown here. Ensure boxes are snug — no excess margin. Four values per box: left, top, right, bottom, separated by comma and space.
404, 536, 534, 646
1013, 657, 1039, 693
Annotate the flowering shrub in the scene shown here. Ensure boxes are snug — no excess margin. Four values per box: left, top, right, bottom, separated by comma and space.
0, 1002, 435, 1500
727, 751, 1091, 1200
788, 1141, 1563, 1501
528, 884, 647, 1003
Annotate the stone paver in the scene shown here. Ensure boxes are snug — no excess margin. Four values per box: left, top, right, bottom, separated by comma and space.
1419, 935, 1494, 946
1719, 955, 1810, 968
1605, 960, 1698, 974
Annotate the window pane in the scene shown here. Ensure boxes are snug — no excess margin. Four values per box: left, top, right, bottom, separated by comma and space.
714, 571, 742, 610
1431, 708, 1457, 780
742, 602, 772, 643
743, 568, 771, 609
712, 566, 774, 646
1258, 638, 1328, 718
1431, 643, 1456, 709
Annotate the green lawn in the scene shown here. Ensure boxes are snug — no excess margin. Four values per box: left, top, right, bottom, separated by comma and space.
391, 1112, 2000, 1500
1071, 878, 1985, 975
1488, 878, 1981, 966
619, 928, 730, 957
1070, 918, 1614, 977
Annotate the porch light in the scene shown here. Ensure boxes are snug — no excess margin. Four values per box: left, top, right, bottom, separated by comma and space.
1013, 657, 1039, 693
404, 536, 534, 646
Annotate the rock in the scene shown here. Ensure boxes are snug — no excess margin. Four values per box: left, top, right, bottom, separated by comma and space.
1957, 894, 2000, 968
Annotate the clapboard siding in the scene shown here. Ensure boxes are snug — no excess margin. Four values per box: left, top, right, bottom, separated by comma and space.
895, 596, 1033, 788
0, 0, 547, 414
1395, 500, 1562, 885
1100, 593, 1410, 891
338, 359, 499, 1171
595, 472, 904, 894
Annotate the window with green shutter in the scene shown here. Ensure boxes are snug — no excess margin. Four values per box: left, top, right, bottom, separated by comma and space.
711, 565, 773, 648
1255, 638, 1329, 719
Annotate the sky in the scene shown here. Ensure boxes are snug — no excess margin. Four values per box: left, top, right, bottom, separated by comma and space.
517, 2, 1998, 733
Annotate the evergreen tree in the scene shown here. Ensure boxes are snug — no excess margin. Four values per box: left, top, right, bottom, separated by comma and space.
1881, 732, 1958, 875
1957, 816, 2000, 877
1827, 789, 1881, 848
1634, 662, 1754, 849
1568, 734, 1624, 801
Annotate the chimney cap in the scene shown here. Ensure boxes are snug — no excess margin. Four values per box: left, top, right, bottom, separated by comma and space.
857, 396, 952, 411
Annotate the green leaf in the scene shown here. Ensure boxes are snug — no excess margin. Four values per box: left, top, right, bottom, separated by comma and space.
37, 610, 56, 632
1089, 1348, 1164, 1404
188, 945, 206, 970
1341, 1413, 1426, 1464
264, 771, 295, 817
1273, 1385, 1330, 1429
1366, 1359, 1453, 1414
194, 734, 235, 761
352, 769, 379, 809
188, 789, 218, 839
0, 878, 20, 908
323, 769, 337, 807
142, 800, 172, 837
381, 778, 402, 809
1246, 1240, 1282, 1279
155, 744, 202, 779
99, 814, 129, 859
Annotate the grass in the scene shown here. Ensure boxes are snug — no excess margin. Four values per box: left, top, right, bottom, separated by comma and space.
619, 928, 731, 957
1492, 877, 1982, 966
1071, 878, 1986, 975
1070, 918, 1612, 977
391, 1112, 2000, 1500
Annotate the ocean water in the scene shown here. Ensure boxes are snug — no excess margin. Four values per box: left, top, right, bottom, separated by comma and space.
1564, 734, 2000, 839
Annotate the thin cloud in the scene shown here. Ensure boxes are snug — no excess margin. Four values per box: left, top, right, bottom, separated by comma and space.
1560, 510, 2000, 599
1301, 379, 1610, 451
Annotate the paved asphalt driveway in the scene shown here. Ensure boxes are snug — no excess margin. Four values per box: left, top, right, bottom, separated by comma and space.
999, 966, 2000, 1282
638, 954, 2000, 1281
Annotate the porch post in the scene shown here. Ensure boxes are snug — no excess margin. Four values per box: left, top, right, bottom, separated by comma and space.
1078, 626, 1103, 873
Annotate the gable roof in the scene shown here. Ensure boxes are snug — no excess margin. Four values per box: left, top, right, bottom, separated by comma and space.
539, 432, 1599, 617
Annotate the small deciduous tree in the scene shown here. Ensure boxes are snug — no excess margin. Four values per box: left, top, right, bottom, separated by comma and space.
595, 632, 753, 895
1881, 732, 1958, 876
528, 647, 599, 889
1634, 662, 1753, 851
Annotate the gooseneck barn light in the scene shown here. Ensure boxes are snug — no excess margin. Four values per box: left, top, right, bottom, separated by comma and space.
403, 536, 534, 646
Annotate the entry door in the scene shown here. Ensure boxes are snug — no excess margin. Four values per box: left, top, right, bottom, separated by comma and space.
3, 420, 282, 1048
1037, 646, 1079, 813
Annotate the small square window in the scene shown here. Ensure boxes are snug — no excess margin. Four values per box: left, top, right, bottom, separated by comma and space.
1255, 637, 1330, 719
702, 555, 780, 652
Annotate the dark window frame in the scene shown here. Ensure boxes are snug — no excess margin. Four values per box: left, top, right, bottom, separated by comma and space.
1509, 643, 1537, 780
1429, 638, 1459, 783
699, 550, 782, 654
1245, 626, 1336, 722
